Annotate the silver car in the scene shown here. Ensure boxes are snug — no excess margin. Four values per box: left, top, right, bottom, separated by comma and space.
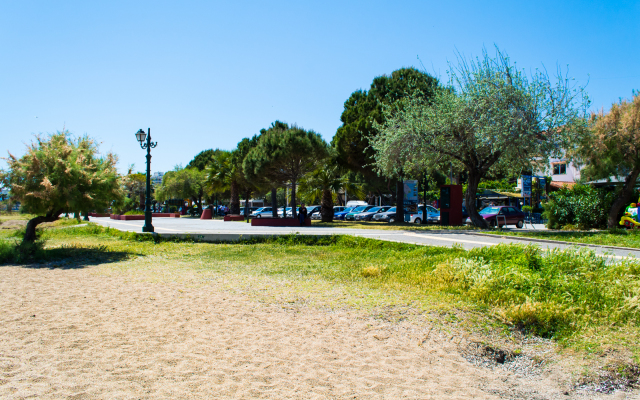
250, 207, 275, 218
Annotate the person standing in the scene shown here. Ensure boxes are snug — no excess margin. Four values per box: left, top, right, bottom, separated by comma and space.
298, 203, 308, 226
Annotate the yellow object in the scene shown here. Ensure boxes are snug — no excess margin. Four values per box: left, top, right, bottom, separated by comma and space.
620, 215, 640, 228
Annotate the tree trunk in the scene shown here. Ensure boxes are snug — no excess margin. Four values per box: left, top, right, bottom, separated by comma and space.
197, 194, 203, 214
321, 189, 333, 222
291, 181, 297, 219
466, 171, 488, 228
271, 188, 278, 218
229, 180, 240, 215
422, 176, 428, 224
24, 210, 62, 243
608, 168, 640, 228
396, 179, 405, 223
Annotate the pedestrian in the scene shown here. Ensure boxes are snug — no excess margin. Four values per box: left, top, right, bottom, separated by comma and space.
299, 203, 308, 226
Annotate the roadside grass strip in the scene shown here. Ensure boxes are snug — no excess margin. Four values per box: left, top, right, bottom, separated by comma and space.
484, 228, 640, 250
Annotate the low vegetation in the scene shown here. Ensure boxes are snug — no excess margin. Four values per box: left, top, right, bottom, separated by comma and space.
1, 219, 639, 365
486, 228, 640, 249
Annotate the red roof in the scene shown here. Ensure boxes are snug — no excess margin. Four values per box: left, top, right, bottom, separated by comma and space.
549, 181, 576, 189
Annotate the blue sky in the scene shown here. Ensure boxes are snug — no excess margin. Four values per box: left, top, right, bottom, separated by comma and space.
1, 0, 638, 174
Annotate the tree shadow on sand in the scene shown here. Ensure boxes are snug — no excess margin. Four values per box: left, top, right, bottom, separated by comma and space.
1, 243, 137, 269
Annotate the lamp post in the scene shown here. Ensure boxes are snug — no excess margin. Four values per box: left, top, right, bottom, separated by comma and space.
135, 128, 157, 233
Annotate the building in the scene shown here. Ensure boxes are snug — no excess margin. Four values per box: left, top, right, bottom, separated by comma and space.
535, 157, 580, 189
151, 172, 165, 187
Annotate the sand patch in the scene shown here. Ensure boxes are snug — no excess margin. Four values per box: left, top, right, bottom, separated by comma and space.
0, 265, 629, 399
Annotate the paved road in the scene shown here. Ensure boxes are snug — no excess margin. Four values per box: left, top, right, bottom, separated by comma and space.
89, 217, 640, 261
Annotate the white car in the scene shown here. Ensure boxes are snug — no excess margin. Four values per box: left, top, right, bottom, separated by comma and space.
408, 205, 440, 224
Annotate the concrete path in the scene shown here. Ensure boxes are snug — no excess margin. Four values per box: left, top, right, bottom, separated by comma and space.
89, 217, 640, 261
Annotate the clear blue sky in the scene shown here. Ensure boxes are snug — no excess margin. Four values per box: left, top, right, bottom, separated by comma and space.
1, 0, 638, 174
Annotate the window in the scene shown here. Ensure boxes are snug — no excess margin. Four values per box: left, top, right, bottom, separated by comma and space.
553, 162, 567, 175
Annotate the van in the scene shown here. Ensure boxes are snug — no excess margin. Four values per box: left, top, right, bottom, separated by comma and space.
346, 200, 368, 207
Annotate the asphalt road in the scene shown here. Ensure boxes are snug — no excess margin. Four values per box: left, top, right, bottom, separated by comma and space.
89, 216, 640, 261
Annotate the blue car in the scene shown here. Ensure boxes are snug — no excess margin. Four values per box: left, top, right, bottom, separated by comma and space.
334, 207, 356, 220
344, 205, 375, 221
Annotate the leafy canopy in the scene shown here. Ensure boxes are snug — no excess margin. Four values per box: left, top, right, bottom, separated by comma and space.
243, 121, 330, 187
1, 132, 122, 216
371, 47, 589, 226
332, 67, 439, 177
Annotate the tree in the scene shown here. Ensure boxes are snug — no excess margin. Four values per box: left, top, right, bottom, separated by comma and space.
232, 136, 260, 218
372, 48, 589, 227
577, 92, 640, 227
187, 149, 224, 171
243, 121, 330, 218
155, 167, 207, 213
333, 67, 439, 178
1, 132, 123, 242
205, 150, 233, 212
298, 162, 366, 222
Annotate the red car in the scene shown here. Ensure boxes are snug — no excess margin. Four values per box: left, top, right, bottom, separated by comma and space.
465, 206, 525, 228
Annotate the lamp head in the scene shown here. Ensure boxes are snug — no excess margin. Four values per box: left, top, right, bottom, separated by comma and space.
135, 129, 146, 144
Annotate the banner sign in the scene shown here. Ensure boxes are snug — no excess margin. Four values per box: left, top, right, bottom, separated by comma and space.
521, 175, 532, 197
403, 180, 418, 204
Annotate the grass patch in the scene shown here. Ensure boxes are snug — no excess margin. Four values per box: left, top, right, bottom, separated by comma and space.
3, 223, 640, 361
485, 228, 640, 249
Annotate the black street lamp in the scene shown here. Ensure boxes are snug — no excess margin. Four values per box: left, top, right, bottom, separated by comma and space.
135, 128, 157, 233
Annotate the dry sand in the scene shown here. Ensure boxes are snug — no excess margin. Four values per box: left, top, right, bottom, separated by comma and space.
0, 265, 634, 399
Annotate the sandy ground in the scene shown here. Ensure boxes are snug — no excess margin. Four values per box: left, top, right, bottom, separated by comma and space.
0, 265, 635, 399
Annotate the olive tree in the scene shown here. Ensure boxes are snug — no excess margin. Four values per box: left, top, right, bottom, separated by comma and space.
1, 132, 122, 242
372, 48, 589, 227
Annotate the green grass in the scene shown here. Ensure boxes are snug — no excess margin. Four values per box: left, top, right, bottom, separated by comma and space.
485, 228, 640, 249
2, 222, 640, 361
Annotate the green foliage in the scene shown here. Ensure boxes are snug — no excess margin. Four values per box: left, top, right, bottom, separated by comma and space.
155, 167, 207, 205
543, 184, 617, 229
186, 149, 224, 171
243, 121, 330, 211
371, 47, 589, 227
1, 131, 123, 217
332, 67, 439, 178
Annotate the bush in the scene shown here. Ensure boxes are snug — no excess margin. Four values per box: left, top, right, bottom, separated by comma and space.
543, 184, 617, 229
124, 210, 144, 215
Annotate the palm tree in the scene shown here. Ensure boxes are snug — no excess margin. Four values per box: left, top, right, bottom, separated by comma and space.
299, 166, 365, 222
206, 151, 233, 213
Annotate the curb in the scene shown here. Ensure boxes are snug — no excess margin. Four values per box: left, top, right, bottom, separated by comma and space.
463, 231, 640, 253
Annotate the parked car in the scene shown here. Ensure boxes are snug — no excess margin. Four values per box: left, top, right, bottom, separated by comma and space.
408, 205, 440, 224
354, 206, 392, 221
465, 205, 525, 228
334, 207, 357, 220
344, 205, 375, 221
239, 207, 258, 216
371, 207, 410, 223
251, 207, 275, 218
286, 205, 320, 218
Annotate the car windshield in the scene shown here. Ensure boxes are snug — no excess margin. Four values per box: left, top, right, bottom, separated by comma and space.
368, 207, 383, 213
479, 207, 501, 215
387, 207, 396, 213
352, 206, 368, 212
338, 208, 353, 213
